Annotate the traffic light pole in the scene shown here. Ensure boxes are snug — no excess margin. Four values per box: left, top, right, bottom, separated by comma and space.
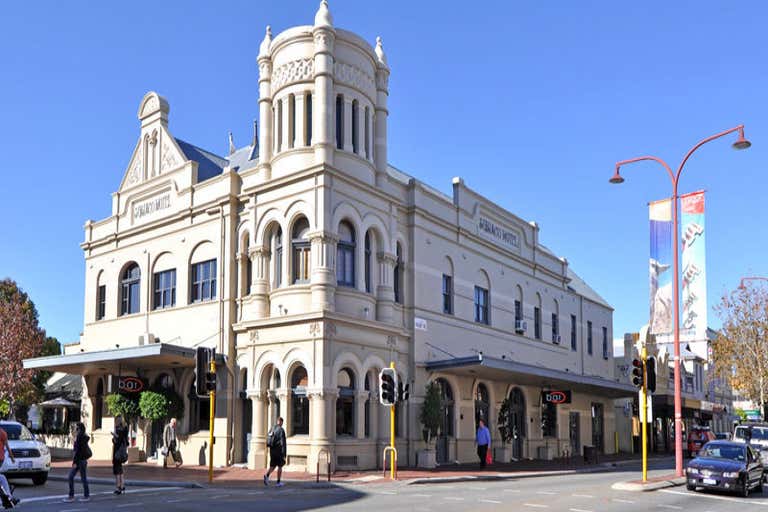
208, 357, 216, 483
641, 345, 648, 483
390, 361, 395, 480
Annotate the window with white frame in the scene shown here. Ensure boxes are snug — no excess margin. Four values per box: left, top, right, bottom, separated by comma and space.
291, 218, 310, 284
474, 286, 489, 325
442, 274, 453, 315
153, 269, 176, 309
336, 221, 355, 287
191, 259, 216, 303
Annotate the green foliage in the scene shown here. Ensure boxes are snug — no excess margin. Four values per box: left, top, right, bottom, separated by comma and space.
105, 393, 140, 421
734, 408, 748, 422
139, 388, 184, 422
0, 400, 9, 418
419, 382, 442, 443
497, 397, 513, 444
30, 336, 62, 401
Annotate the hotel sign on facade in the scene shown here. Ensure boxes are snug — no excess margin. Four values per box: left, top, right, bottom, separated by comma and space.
477, 216, 520, 251
132, 193, 172, 224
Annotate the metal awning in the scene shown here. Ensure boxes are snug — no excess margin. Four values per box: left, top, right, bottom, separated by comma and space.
424, 354, 636, 398
23, 343, 197, 376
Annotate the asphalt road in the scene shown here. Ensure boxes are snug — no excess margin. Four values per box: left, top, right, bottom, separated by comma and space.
6, 460, 768, 511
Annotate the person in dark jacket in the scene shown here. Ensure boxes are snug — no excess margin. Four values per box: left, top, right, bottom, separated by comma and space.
263, 417, 287, 487
63, 423, 90, 503
112, 416, 129, 495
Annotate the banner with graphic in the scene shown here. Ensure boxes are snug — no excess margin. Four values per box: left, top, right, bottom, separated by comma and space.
649, 198, 673, 336
680, 191, 707, 342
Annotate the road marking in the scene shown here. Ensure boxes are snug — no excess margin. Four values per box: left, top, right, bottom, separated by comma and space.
166, 499, 186, 503
211, 495, 231, 499
474, 487, 488, 490
19, 487, 185, 504
445, 497, 465, 501
537, 491, 557, 495
657, 505, 683, 510
247, 491, 265, 495
660, 489, 768, 506
413, 494, 432, 498
378, 491, 397, 495
523, 504, 549, 509
572, 494, 594, 498
613, 498, 635, 504
116, 503, 143, 508
480, 499, 502, 504
59, 509, 87, 512
503, 489, 521, 493
569, 509, 594, 512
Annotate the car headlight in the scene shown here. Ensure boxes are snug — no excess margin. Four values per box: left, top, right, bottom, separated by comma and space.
38, 444, 50, 455
723, 471, 740, 478
686, 467, 699, 474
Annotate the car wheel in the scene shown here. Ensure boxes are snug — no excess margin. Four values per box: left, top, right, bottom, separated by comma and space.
686, 483, 696, 491
741, 477, 751, 498
756, 479, 764, 493
31, 473, 48, 485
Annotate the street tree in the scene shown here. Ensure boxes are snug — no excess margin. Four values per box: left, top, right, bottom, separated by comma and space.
0, 279, 46, 415
712, 281, 768, 418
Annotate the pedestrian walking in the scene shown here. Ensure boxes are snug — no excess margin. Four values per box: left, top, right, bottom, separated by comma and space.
112, 416, 129, 494
263, 417, 286, 487
162, 418, 182, 468
63, 422, 91, 502
476, 418, 491, 468
0, 426, 20, 508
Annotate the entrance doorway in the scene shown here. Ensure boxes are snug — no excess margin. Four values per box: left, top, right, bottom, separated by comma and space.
591, 403, 604, 452
240, 370, 251, 463
435, 379, 454, 464
509, 387, 526, 460
475, 383, 490, 430
569, 412, 580, 456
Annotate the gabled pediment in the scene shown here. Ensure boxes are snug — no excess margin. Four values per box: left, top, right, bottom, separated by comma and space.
118, 92, 189, 193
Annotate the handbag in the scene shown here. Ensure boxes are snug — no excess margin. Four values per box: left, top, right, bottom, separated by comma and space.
115, 444, 128, 464
485, 448, 492, 465
161, 446, 169, 457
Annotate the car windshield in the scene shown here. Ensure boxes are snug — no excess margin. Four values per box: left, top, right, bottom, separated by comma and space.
0, 424, 33, 441
699, 444, 746, 461
735, 426, 768, 441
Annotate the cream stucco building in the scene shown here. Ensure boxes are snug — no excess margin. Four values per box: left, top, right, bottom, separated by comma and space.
25, 1, 634, 472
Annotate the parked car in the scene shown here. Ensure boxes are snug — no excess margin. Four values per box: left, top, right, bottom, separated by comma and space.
734, 423, 768, 453
715, 432, 732, 441
0, 420, 51, 485
687, 427, 715, 458
686, 441, 765, 497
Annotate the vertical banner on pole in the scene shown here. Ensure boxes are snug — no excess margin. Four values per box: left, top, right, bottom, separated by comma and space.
680, 191, 707, 344
649, 198, 673, 336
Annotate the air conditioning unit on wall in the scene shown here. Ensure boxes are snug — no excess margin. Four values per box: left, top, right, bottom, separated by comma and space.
515, 320, 527, 334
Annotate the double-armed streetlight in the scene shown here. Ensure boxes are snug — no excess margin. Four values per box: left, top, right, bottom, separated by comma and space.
610, 125, 751, 478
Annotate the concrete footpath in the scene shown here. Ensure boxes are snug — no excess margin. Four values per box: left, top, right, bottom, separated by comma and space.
611, 473, 687, 492
48, 453, 672, 489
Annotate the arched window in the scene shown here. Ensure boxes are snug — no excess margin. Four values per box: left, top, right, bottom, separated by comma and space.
364, 372, 371, 438
364, 106, 370, 159
291, 366, 309, 435
552, 299, 560, 344
394, 243, 403, 304
364, 231, 372, 293
292, 217, 311, 284
336, 221, 355, 287
475, 383, 490, 430
436, 378, 454, 437
288, 94, 296, 149
276, 99, 283, 151
155, 373, 173, 391
273, 227, 283, 288
120, 263, 141, 316
335, 95, 344, 150
305, 92, 313, 146
93, 379, 104, 430
336, 368, 356, 437
351, 100, 359, 154
96, 271, 106, 320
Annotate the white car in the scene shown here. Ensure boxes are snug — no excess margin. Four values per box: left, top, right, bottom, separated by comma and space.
0, 420, 51, 485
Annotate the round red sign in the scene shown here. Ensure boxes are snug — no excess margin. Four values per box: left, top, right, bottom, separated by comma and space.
546, 391, 567, 404
119, 377, 144, 393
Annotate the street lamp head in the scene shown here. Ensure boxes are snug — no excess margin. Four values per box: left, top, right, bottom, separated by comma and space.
732, 137, 751, 150
609, 170, 625, 184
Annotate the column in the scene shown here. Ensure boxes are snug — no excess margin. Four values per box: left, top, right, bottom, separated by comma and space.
246, 247, 270, 319
309, 231, 338, 312
376, 252, 396, 323
343, 97, 353, 152
308, 388, 336, 473
355, 390, 369, 440
374, 37, 390, 187
281, 97, 290, 152
247, 391, 267, 469
312, 23, 336, 166
357, 103, 365, 157
257, 26, 273, 179
295, 93, 305, 148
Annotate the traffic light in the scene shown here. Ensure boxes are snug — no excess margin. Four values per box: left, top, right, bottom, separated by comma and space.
196, 347, 216, 397
646, 356, 656, 394
205, 371, 217, 392
398, 381, 410, 402
631, 358, 644, 388
379, 368, 398, 406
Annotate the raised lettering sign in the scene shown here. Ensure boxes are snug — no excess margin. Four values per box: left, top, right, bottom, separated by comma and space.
132, 193, 171, 223
478, 216, 520, 250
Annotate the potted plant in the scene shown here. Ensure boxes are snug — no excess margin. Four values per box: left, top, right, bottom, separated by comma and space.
105, 393, 142, 461
417, 381, 442, 468
138, 388, 183, 465
496, 397, 515, 463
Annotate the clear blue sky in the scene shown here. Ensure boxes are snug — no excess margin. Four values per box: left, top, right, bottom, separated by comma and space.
1, 1, 766, 345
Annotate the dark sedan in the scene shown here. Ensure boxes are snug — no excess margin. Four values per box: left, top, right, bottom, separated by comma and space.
686, 441, 765, 497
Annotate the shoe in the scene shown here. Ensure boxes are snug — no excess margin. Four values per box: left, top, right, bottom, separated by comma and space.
114, 489, 122, 495
79, 497, 91, 502
11, 498, 20, 506
263, 475, 269, 486
276, 482, 284, 487
62, 497, 76, 503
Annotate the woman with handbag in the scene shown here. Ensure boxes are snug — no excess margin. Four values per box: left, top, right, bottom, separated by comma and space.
112, 416, 129, 495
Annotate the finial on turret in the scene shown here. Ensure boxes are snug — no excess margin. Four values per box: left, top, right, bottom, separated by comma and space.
259, 25, 272, 57
375, 36, 388, 65
228, 132, 236, 155
314, 0, 333, 28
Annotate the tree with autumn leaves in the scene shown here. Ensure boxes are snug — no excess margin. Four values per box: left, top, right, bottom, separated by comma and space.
0, 278, 54, 417
712, 280, 768, 418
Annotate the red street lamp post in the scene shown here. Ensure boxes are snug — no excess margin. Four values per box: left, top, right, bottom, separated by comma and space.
610, 125, 751, 478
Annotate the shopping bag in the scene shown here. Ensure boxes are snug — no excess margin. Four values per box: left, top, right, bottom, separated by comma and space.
485, 449, 492, 465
